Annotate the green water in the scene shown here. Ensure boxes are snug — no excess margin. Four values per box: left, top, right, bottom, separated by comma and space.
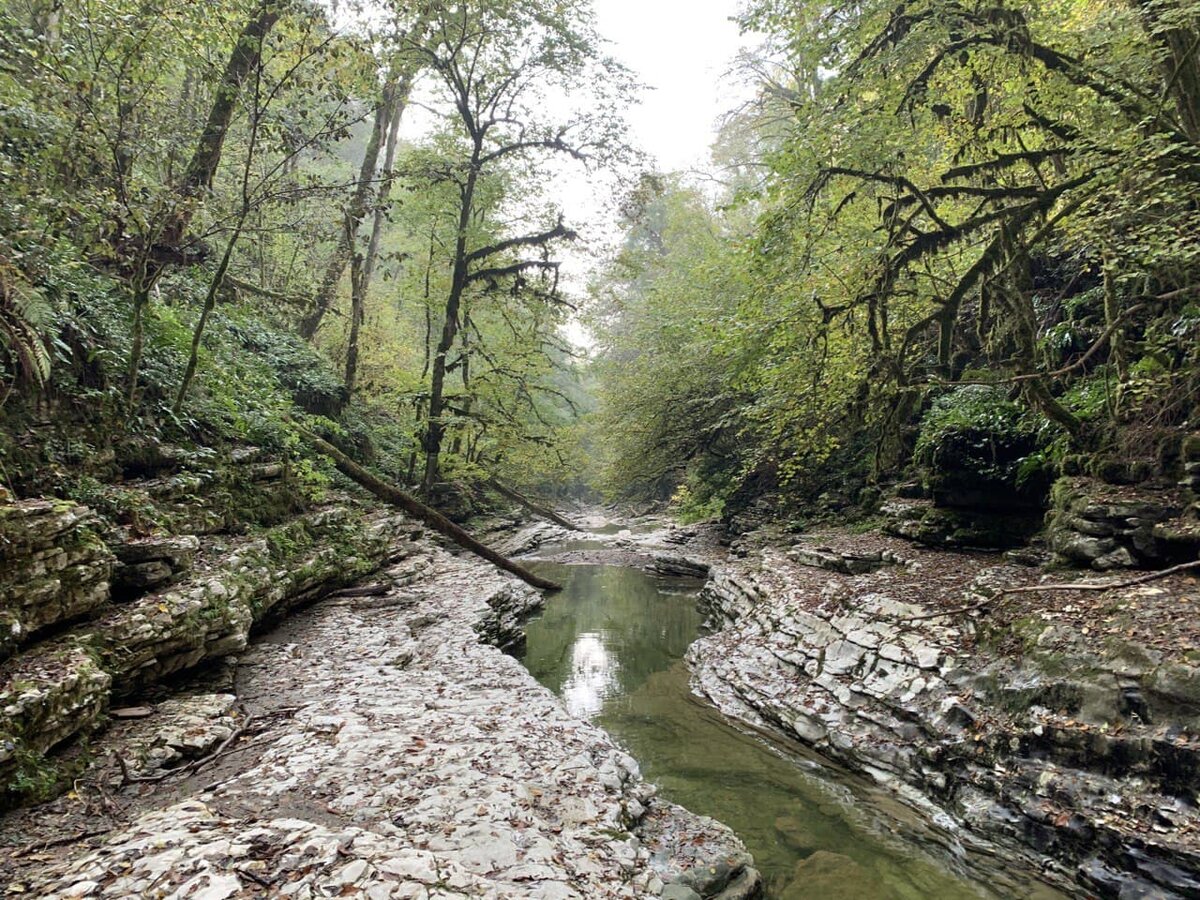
519, 562, 1063, 900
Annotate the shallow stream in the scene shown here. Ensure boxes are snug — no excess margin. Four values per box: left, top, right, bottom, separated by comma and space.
518, 559, 1061, 899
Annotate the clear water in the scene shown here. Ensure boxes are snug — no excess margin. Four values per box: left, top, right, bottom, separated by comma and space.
519, 561, 1067, 900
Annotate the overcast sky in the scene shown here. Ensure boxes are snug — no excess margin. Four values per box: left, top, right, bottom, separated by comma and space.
557, 1, 752, 342
593, 0, 750, 173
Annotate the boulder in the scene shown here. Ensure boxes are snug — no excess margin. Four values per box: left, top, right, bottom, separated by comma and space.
652, 555, 711, 578
778, 851, 875, 900
881, 499, 1040, 550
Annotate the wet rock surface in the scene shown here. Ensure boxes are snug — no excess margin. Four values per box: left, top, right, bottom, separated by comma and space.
689, 525, 1200, 899
2, 534, 757, 899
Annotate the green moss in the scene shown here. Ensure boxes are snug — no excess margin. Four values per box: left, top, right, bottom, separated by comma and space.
915, 386, 1052, 508
847, 515, 884, 534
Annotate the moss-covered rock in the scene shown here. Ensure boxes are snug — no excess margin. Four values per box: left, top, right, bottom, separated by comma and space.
90, 506, 399, 691
0, 499, 114, 660
0, 644, 110, 798
0, 505, 404, 806
915, 386, 1050, 512
68, 453, 308, 537
1046, 477, 1190, 569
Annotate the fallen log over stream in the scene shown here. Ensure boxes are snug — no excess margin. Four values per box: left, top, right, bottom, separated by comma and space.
305, 433, 562, 592
486, 478, 584, 532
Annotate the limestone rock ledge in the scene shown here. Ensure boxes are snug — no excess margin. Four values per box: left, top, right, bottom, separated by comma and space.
1047, 477, 1200, 570
689, 535, 1200, 899
19, 552, 760, 900
0, 506, 405, 798
0, 499, 114, 660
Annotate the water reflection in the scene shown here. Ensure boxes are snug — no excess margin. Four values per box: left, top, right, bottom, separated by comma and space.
520, 565, 704, 705
562, 633, 618, 717
520, 561, 1067, 900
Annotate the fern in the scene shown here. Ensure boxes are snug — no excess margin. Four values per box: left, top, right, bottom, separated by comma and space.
0, 258, 53, 393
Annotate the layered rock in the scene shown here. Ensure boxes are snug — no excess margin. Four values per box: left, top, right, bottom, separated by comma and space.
788, 538, 907, 575
10, 552, 759, 899
691, 534, 1200, 899
111, 535, 199, 598
0, 499, 114, 660
0, 646, 110, 791
1047, 477, 1198, 569
0, 505, 406, 797
652, 554, 711, 578
881, 498, 1042, 550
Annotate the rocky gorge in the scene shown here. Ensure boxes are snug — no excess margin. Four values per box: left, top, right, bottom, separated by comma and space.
2, 434, 1199, 899
0, 502, 762, 899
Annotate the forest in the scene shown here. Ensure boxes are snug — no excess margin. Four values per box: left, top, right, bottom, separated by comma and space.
2, 1, 1200, 899
1, 0, 1197, 520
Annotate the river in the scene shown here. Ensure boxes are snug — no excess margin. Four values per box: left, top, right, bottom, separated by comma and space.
518, 558, 1064, 899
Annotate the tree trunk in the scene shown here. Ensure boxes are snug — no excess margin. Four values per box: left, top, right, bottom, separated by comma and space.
1136, 0, 1200, 142
305, 432, 562, 591
487, 479, 583, 531
127, 1, 282, 407
422, 141, 481, 494
344, 75, 413, 392
127, 284, 150, 408
174, 222, 243, 412
166, 0, 284, 243
343, 253, 367, 394
301, 77, 397, 340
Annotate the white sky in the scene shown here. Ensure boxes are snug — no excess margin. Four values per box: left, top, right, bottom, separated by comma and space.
562, 1, 754, 345
593, 0, 751, 174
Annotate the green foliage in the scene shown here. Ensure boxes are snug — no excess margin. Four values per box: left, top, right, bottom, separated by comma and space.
916, 386, 1051, 497
588, 178, 751, 502
0, 260, 51, 392
3, 0, 1197, 516
914, 387, 1033, 470
670, 479, 730, 525
594, 0, 1200, 510
228, 318, 348, 422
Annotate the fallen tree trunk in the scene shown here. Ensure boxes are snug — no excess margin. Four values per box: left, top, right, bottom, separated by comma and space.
487, 479, 584, 532
305, 433, 561, 591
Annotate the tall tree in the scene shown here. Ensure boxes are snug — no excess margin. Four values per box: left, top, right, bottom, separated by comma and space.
127, 0, 290, 405
405, 0, 631, 494
299, 5, 433, 341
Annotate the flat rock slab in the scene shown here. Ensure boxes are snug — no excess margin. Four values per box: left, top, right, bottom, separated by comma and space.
21, 549, 752, 899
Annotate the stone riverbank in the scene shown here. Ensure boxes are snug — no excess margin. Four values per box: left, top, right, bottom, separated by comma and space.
1, 529, 759, 900
685, 526, 1200, 899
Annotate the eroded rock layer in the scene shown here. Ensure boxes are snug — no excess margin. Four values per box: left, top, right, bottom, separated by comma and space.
0, 501, 409, 797
690, 527, 1200, 899
8, 550, 759, 900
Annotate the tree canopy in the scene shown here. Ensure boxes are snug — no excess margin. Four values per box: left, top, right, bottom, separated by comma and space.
589, 0, 1200, 519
